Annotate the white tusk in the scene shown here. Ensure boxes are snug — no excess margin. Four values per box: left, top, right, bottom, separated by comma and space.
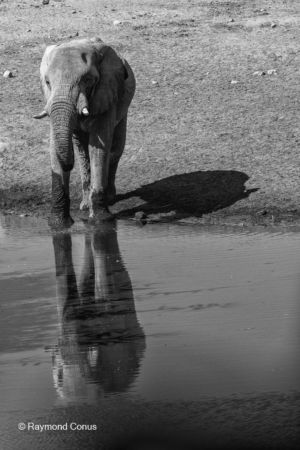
33, 110, 48, 119
82, 107, 89, 116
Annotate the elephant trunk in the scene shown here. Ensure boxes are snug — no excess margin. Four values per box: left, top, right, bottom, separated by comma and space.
50, 98, 77, 172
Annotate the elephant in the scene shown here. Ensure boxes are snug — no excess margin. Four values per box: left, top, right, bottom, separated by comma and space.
51, 223, 145, 400
34, 37, 136, 228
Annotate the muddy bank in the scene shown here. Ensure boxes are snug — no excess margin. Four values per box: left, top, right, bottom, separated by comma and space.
1, 182, 300, 229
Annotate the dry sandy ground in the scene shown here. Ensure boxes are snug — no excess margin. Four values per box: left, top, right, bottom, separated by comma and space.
0, 0, 300, 227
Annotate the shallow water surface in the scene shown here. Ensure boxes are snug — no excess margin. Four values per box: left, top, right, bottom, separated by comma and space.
0, 215, 299, 416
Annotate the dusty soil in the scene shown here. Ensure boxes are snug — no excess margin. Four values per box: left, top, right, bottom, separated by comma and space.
0, 0, 300, 227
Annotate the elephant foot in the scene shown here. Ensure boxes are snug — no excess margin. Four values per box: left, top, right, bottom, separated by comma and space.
88, 207, 114, 224
48, 213, 74, 230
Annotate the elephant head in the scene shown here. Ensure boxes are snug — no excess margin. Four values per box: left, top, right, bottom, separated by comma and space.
34, 38, 134, 229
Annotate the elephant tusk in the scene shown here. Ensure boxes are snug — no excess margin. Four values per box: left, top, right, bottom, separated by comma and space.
33, 110, 48, 119
82, 107, 89, 116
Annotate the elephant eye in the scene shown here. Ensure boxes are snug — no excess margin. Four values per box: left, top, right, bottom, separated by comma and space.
45, 78, 51, 89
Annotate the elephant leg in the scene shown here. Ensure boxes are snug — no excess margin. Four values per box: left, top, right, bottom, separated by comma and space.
49, 148, 74, 229
107, 115, 127, 205
91, 231, 110, 303
73, 131, 90, 211
78, 233, 95, 303
52, 232, 79, 315
88, 113, 115, 222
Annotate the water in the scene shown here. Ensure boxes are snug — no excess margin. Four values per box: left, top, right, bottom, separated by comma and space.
0, 215, 299, 448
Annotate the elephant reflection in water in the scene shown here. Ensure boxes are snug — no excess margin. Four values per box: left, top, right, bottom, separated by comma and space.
51, 224, 145, 401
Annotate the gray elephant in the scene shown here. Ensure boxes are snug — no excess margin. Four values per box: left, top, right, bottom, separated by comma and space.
34, 37, 136, 228
52, 224, 145, 399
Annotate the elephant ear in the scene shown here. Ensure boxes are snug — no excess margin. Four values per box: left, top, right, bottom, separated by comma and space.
34, 45, 57, 119
91, 41, 127, 115
40, 44, 56, 101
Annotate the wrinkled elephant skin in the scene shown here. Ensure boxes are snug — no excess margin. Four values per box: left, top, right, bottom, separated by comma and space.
34, 37, 136, 229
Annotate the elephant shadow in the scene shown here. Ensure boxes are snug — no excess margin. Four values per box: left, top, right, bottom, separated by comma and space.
51, 224, 145, 401
114, 170, 258, 218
